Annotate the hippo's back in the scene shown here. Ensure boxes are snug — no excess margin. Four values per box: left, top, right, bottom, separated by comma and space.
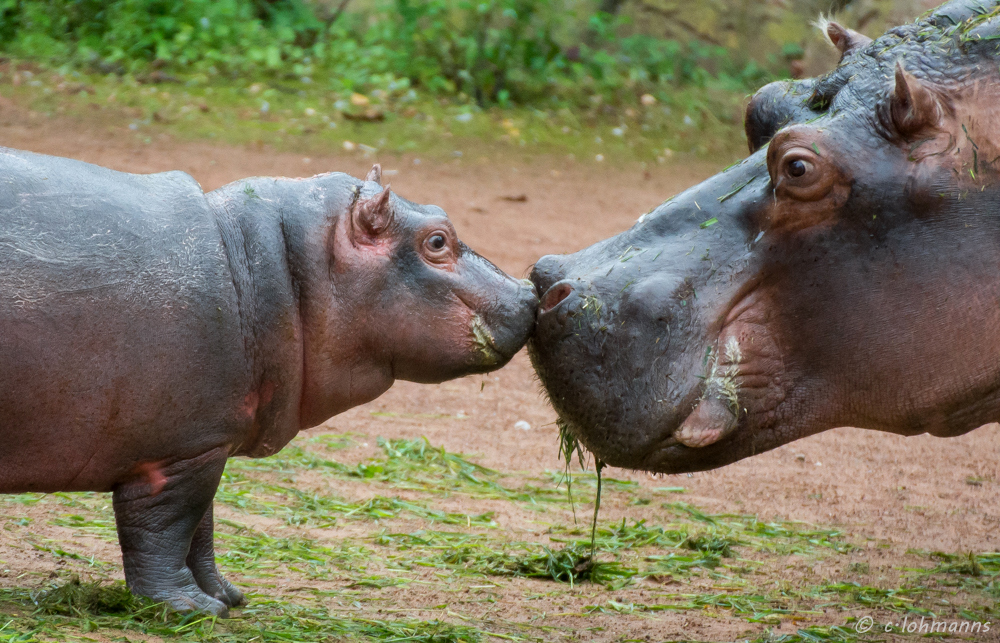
0, 148, 248, 493
0, 148, 222, 306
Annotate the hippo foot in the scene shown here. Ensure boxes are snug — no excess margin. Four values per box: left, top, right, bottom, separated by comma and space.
129, 574, 230, 617
218, 578, 245, 608
191, 568, 245, 608
187, 501, 246, 608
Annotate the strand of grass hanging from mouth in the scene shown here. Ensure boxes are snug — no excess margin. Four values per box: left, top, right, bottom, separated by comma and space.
557, 421, 606, 568
558, 420, 584, 524
591, 460, 605, 561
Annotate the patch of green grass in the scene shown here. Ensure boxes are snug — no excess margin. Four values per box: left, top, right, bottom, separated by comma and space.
215, 518, 368, 581
3, 433, 997, 641
19, 577, 149, 617
370, 519, 745, 591
583, 592, 800, 620
216, 470, 499, 528
349, 437, 566, 503
0, 580, 489, 642
926, 551, 1000, 576
376, 530, 635, 588
554, 518, 687, 551
47, 513, 116, 542
905, 551, 1000, 603
308, 433, 359, 452
0, 66, 750, 164
659, 503, 855, 555
812, 582, 928, 614
228, 436, 577, 511
20, 540, 114, 573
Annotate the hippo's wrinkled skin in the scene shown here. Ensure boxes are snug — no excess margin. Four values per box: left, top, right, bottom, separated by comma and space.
0, 148, 536, 615
530, 0, 1000, 474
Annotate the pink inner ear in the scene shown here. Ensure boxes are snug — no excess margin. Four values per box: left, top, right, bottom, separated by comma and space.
890, 64, 943, 138
355, 185, 394, 237
827, 22, 846, 50
826, 21, 872, 59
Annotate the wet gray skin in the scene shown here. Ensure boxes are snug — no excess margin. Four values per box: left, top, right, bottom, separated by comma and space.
0, 151, 536, 615
530, 0, 1000, 474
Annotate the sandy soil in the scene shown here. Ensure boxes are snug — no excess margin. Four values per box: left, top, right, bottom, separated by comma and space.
0, 115, 997, 642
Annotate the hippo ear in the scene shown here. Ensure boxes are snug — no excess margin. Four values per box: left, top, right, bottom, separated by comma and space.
889, 63, 943, 139
825, 21, 872, 60
365, 164, 382, 185
351, 185, 394, 242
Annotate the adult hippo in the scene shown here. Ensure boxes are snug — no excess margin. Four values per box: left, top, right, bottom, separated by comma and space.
0, 151, 536, 615
530, 0, 1000, 474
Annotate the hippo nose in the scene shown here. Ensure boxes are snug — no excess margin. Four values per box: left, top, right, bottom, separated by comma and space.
530, 254, 566, 295
539, 280, 574, 314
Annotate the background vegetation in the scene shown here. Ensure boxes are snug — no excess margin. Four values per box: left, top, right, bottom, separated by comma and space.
0, 0, 766, 105
0, 0, 938, 160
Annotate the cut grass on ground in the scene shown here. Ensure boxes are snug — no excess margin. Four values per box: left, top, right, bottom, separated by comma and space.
0, 433, 996, 642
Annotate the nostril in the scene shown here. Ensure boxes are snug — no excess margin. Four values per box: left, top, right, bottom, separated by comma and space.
530, 254, 566, 294
540, 282, 573, 313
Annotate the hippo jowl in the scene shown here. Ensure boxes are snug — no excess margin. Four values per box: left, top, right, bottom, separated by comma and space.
0, 147, 537, 615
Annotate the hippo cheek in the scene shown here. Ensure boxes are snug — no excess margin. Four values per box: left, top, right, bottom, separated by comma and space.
641, 296, 792, 472
530, 267, 794, 472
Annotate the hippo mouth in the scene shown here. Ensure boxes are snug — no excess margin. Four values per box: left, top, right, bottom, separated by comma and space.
529, 272, 756, 474
456, 274, 537, 372
470, 315, 505, 367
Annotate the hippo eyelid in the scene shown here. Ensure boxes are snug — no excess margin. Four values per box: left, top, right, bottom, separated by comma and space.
770, 145, 821, 182
420, 227, 459, 267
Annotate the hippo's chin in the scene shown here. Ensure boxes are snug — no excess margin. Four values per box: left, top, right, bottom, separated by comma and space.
529, 318, 759, 474
553, 409, 758, 475
527, 336, 683, 472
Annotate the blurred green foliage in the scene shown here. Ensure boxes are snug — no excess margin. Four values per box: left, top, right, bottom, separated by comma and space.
0, 0, 774, 107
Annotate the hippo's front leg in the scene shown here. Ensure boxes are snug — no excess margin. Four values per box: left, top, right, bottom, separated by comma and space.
112, 446, 231, 616
186, 503, 245, 608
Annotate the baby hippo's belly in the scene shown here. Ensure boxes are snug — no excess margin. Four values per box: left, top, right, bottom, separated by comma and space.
0, 292, 250, 493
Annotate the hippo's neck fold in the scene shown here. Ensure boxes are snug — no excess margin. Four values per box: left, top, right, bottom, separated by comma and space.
207, 181, 306, 457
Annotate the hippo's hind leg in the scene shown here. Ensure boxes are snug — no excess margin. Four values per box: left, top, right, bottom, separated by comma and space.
112, 446, 231, 617
187, 502, 245, 607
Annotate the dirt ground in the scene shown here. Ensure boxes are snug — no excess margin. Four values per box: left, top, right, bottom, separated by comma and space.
0, 116, 998, 642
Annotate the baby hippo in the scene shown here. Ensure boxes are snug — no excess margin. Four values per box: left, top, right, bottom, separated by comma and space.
0, 147, 536, 615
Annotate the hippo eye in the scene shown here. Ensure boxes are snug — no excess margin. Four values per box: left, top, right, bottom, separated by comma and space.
422, 232, 454, 265
787, 159, 809, 178
428, 234, 447, 251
